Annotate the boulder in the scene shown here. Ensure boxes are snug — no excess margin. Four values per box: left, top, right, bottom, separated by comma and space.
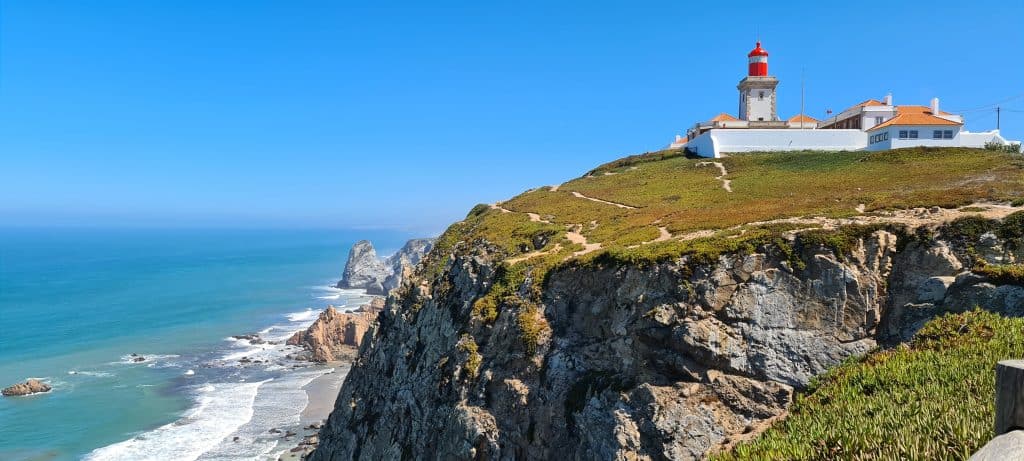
2, 379, 52, 397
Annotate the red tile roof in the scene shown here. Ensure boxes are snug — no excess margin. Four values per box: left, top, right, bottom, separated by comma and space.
787, 114, 819, 123
868, 112, 962, 131
709, 113, 739, 122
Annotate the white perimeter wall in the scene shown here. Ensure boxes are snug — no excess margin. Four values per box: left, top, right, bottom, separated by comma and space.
960, 130, 1008, 148
687, 129, 867, 158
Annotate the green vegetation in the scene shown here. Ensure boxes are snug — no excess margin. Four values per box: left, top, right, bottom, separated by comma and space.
516, 303, 548, 355
457, 334, 482, 380
714, 310, 1024, 461
985, 141, 1022, 154
497, 148, 1024, 267
974, 264, 1024, 285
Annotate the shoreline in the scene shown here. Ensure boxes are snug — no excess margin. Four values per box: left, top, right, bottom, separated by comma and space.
301, 362, 349, 424
276, 361, 350, 460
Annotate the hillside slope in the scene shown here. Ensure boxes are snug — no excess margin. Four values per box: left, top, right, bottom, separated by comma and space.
310, 148, 1024, 460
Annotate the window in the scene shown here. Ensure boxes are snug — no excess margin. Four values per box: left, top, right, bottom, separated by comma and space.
899, 130, 908, 139
758, 91, 765, 101
933, 130, 943, 139
943, 130, 954, 139
757, 117, 764, 121
884, 132, 889, 141
875, 116, 884, 125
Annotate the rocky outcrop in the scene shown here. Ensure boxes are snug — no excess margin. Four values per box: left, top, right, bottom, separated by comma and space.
288, 298, 385, 362
2, 379, 51, 397
337, 239, 434, 295
311, 219, 1023, 460
337, 241, 390, 294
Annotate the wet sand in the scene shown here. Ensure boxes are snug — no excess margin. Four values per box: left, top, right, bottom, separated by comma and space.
277, 363, 350, 460
301, 363, 350, 424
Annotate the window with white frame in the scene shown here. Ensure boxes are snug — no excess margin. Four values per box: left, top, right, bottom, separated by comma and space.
933, 130, 943, 139
899, 130, 908, 139
909, 130, 918, 139
758, 91, 765, 101
943, 130, 954, 139
875, 116, 884, 125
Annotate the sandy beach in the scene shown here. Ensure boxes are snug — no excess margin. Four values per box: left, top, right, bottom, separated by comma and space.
302, 363, 350, 423
277, 362, 350, 460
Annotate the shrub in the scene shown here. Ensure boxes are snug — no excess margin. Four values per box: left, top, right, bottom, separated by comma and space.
457, 334, 482, 380
974, 264, 1024, 285
472, 297, 499, 324
714, 310, 1024, 461
516, 304, 549, 355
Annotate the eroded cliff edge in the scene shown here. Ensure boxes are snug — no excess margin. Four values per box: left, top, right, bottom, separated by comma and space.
310, 217, 1022, 460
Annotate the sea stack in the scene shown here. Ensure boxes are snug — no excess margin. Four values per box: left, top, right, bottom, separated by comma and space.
336, 238, 434, 295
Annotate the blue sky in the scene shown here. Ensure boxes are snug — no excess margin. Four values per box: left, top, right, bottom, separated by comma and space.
1, 1, 1021, 234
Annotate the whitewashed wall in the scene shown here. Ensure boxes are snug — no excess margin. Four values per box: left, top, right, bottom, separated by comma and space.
960, 130, 1009, 148
687, 129, 866, 158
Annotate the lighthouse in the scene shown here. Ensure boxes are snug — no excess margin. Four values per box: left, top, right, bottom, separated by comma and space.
737, 41, 779, 122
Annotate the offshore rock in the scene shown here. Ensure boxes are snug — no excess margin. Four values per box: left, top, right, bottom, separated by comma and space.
337, 239, 434, 295
2, 379, 51, 397
287, 298, 385, 362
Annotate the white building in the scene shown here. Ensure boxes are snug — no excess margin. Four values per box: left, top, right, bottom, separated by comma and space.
676, 41, 1017, 158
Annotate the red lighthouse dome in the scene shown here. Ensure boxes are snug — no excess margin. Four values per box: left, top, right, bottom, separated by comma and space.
747, 41, 769, 76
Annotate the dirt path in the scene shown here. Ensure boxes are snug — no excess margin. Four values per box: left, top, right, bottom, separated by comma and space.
489, 203, 512, 213
673, 203, 1020, 242
526, 212, 552, 224
696, 161, 732, 192
566, 225, 601, 257
644, 226, 672, 244
570, 191, 638, 210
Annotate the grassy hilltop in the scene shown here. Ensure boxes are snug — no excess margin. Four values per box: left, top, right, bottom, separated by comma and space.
432, 148, 1024, 279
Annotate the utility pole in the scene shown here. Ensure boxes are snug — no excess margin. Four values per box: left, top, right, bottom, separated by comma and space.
997, 106, 1001, 130
800, 68, 806, 128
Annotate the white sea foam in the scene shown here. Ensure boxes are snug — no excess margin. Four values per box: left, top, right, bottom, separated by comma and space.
69, 370, 114, 378
114, 354, 180, 366
196, 370, 325, 460
313, 285, 344, 300
286, 309, 319, 323
84, 380, 268, 461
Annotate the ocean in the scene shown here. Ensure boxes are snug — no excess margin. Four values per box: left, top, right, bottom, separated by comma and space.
0, 227, 413, 460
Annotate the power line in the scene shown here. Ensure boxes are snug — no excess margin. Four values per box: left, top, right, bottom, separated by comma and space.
947, 92, 1024, 113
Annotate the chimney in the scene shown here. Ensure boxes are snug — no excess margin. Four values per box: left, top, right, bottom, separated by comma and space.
884, 93, 893, 106
931, 97, 940, 115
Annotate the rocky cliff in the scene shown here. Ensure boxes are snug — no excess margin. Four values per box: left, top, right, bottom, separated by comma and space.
288, 298, 386, 362
310, 149, 1024, 460
338, 239, 435, 295
310, 215, 1023, 461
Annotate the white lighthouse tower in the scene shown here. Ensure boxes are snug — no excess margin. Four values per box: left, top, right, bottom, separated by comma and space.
737, 41, 779, 122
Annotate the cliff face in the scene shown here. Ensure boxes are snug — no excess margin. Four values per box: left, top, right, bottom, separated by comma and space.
310, 219, 1023, 460
338, 239, 435, 295
287, 298, 386, 362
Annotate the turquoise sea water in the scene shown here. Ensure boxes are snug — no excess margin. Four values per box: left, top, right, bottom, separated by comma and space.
0, 228, 411, 460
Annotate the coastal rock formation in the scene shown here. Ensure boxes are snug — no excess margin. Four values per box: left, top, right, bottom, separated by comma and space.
310, 215, 1024, 460
337, 239, 434, 295
287, 298, 385, 362
2, 379, 52, 397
